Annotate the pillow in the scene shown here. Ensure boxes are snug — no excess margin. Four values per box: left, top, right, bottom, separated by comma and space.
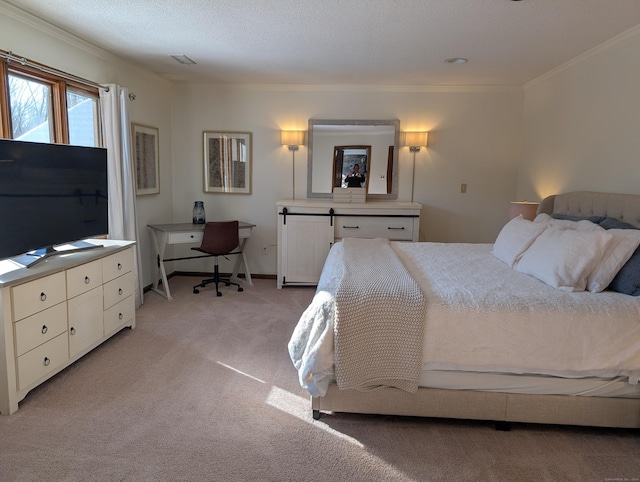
551, 213, 607, 224
534, 213, 603, 232
492, 215, 548, 267
607, 246, 640, 296
586, 229, 640, 292
515, 225, 613, 292
599, 217, 638, 230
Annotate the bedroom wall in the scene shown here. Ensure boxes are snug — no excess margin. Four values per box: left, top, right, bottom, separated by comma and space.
169, 85, 524, 275
517, 27, 640, 202
0, 2, 174, 289
1, 2, 524, 282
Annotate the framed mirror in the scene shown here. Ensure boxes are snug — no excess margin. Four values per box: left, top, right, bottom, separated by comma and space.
307, 119, 399, 199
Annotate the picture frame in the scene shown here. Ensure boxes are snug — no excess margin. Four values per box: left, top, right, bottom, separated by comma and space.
203, 131, 252, 194
132, 123, 160, 195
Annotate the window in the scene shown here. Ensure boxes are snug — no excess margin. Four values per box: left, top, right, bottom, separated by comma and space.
0, 57, 101, 147
8, 73, 54, 142
67, 88, 100, 147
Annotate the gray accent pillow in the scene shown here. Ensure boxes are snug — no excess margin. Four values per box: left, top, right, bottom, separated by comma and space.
600, 217, 640, 296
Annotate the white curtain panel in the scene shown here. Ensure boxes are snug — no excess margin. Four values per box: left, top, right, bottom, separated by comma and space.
100, 84, 144, 308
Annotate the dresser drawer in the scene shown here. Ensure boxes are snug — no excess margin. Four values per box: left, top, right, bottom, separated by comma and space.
334, 216, 415, 240
103, 248, 133, 283
168, 231, 203, 244
104, 296, 134, 336
16, 332, 69, 390
67, 259, 103, 298
12, 272, 67, 321
14, 301, 68, 357
103, 271, 134, 309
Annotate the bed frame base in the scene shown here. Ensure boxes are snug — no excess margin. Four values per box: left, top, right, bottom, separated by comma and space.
312, 385, 640, 429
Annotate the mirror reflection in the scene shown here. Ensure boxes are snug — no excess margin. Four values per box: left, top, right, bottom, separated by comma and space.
333, 146, 370, 191
307, 119, 399, 199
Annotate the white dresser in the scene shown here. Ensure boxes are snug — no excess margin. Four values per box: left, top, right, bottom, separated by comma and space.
0, 240, 135, 415
276, 200, 421, 288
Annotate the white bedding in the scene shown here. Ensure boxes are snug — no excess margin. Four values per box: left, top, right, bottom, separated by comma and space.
288, 241, 640, 397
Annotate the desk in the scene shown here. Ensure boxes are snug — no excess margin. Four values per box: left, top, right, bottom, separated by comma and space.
148, 222, 255, 300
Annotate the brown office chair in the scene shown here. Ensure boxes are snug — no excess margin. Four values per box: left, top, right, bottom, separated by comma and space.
192, 221, 244, 296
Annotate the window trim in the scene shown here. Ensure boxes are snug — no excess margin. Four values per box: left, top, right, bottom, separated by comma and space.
0, 56, 101, 145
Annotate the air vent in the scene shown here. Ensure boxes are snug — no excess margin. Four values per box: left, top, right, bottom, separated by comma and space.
170, 55, 196, 65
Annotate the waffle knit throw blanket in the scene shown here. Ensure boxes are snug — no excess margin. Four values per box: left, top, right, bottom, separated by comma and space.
334, 238, 426, 392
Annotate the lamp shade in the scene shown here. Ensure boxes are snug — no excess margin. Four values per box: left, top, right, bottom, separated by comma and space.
508, 201, 540, 221
403, 131, 428, 148
281, 130, 305, 147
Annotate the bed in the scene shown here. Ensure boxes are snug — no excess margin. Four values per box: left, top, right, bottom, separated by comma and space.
288, 191, 640, 429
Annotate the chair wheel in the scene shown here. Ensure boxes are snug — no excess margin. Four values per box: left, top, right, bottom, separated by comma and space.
217, 291, 222, 297
193, 288, 200, 294
238, 287, 243, 292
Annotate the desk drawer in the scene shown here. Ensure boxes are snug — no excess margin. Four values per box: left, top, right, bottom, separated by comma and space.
335, 216, 414, 240
168, 231, 203, 244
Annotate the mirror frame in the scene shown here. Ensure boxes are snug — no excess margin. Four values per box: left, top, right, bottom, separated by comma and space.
307, 119, 400, 200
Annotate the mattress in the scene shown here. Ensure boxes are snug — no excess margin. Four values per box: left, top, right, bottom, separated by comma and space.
289, 240, 640, 397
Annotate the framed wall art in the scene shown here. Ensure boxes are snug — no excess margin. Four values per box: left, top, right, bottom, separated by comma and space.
203, 131, 252, 194
132, 123, 160, 195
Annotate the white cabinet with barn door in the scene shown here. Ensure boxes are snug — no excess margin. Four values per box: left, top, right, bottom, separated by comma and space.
277, 200, 421, 288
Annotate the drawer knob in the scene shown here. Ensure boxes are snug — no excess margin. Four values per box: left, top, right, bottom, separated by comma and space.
118, 288, 123, 296
119, 313, 123, 320
43, 357, 50, 367
40, 292, 47, 302
342, 225, 360, 229
70, 327, 76, 335
84, 276, 91, 284
387, 226, 405, 230
41, 325, 48, 334
117, 263, 122, 270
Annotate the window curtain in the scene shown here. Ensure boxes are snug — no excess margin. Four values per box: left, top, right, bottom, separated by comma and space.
100, 84, 144, 308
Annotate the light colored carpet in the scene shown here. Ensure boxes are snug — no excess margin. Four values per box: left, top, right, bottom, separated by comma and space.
1, 276, 639, 481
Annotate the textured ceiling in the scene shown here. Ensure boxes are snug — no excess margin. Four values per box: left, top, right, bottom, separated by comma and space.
4, 0, 640, 86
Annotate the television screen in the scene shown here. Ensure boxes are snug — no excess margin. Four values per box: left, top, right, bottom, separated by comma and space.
0, 139, 108, 264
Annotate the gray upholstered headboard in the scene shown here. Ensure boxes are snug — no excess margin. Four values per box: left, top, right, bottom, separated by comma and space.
538, 191, 640, 229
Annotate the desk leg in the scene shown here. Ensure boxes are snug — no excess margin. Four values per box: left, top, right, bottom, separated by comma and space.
149, 230, 173, 300
231, 238, 253, 286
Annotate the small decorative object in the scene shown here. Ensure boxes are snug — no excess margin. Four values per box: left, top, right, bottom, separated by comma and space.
192, 201, 206, 224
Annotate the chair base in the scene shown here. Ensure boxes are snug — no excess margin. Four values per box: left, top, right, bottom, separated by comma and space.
193, 277, 244, 296
193, 267, 243, 297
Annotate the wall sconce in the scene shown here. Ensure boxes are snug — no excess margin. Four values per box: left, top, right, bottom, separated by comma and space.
281, 130, 306, 199
508, 201, 540, 221
403, 131, 429, 202
403, 131, 428, 152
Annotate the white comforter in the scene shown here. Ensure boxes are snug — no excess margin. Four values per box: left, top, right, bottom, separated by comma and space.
288, 241, 640, 397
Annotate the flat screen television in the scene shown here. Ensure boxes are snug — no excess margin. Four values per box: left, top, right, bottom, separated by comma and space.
0, 139, 108, 267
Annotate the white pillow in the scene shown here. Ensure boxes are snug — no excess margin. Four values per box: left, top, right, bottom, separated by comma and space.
492, 215, 548, 267
515, 225, 613, 292
587, 229, 640, 292
534, 213, 603, 232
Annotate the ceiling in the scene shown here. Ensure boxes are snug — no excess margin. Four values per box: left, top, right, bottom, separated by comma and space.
5, 0, 640, 86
